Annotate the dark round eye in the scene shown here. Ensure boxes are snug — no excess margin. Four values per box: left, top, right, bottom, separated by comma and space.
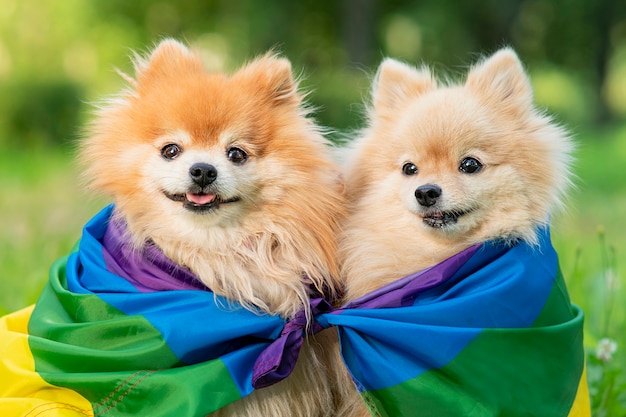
161, 143, 182, 160
227, 147, 248, 165
459, 157, 483, 174
402, 162, 418, 176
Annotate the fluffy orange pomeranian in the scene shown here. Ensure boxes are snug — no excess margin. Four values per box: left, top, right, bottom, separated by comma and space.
80, 39, 345, 417
338, 48, 574, 304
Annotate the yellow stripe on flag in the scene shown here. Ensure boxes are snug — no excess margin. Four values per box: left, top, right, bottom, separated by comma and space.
0, 306, 93, 416
568, 363, 591, 417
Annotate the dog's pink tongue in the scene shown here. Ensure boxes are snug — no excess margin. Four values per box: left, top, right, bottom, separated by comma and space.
186, 193, 216, 205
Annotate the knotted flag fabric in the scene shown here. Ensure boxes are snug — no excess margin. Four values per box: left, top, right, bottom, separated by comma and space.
318, 227, 590, 417
0, 205, 590, 416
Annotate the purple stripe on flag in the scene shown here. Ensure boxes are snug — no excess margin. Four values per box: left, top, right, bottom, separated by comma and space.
102, 214, 208, 292
342, 244, 482, 310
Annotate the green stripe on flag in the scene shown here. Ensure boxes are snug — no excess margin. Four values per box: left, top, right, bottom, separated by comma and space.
29, 256, 181, 372
364, 270, 585, 417
27, 256, 242, 416
531, 266, 575, 328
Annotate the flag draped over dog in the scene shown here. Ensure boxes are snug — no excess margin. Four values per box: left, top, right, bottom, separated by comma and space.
319, 227, 590, 417
0, 205, 286, 416
0, 206, 590, 416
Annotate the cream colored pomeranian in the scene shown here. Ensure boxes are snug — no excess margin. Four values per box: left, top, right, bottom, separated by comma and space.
80, 39, 345, 417
332, 48, 575, 416
338, 48, 574, 304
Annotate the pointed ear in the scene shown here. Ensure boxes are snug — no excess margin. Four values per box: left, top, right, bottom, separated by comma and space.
235, 53, 298, 105
134, 39, 204, 84
466, 48, 533, 113
372, 58, 436, 114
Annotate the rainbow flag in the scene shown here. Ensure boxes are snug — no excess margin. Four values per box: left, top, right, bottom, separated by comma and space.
0, 205, 291, 416
318, 227, 590, 416
0, 205, 590, 416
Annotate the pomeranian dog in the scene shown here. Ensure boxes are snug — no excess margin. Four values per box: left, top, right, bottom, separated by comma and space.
80, 39, 345, 417
339, 47, 574, 302
331, 48, 574, 415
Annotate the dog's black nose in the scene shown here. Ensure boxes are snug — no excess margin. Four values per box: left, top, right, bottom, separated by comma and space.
189, 163, 218, 187
415, 184, 442, 207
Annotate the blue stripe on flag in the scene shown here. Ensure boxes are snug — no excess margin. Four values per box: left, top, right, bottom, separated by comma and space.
63, 206, 285, 396
321, 229, 558, 391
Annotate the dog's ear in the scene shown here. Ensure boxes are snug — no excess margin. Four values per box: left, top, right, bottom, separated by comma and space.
466, 48, 533, 115
372, 58, 435, 115
235, 53, 299, 105
133, 39, 205, 85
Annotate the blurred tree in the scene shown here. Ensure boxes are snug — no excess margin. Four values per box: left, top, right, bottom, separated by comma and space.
2, 81, 83, 147
340, 0, 378, 67
1, 0, 625, 148
590, 0, 618, 124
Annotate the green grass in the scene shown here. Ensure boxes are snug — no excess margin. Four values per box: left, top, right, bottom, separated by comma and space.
0, 148, 107, 314
548, 125, 626, 415
551, 125, 626, 343
1, 126, 625, 414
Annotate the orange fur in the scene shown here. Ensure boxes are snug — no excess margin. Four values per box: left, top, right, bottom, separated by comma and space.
80, 39, 346, 417
333, 48, 574, 416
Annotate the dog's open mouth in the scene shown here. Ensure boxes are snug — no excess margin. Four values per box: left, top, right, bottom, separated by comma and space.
422, 209, 473, 228
164, 191, 240, 213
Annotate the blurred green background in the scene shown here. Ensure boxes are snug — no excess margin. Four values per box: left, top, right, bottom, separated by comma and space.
1, 0, 626, 412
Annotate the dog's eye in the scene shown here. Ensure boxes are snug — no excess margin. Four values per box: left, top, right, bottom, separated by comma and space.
161, 143, 182, 160
459, 157, 483, 174
227, 147, 248, 165
402, 162, 418, 176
